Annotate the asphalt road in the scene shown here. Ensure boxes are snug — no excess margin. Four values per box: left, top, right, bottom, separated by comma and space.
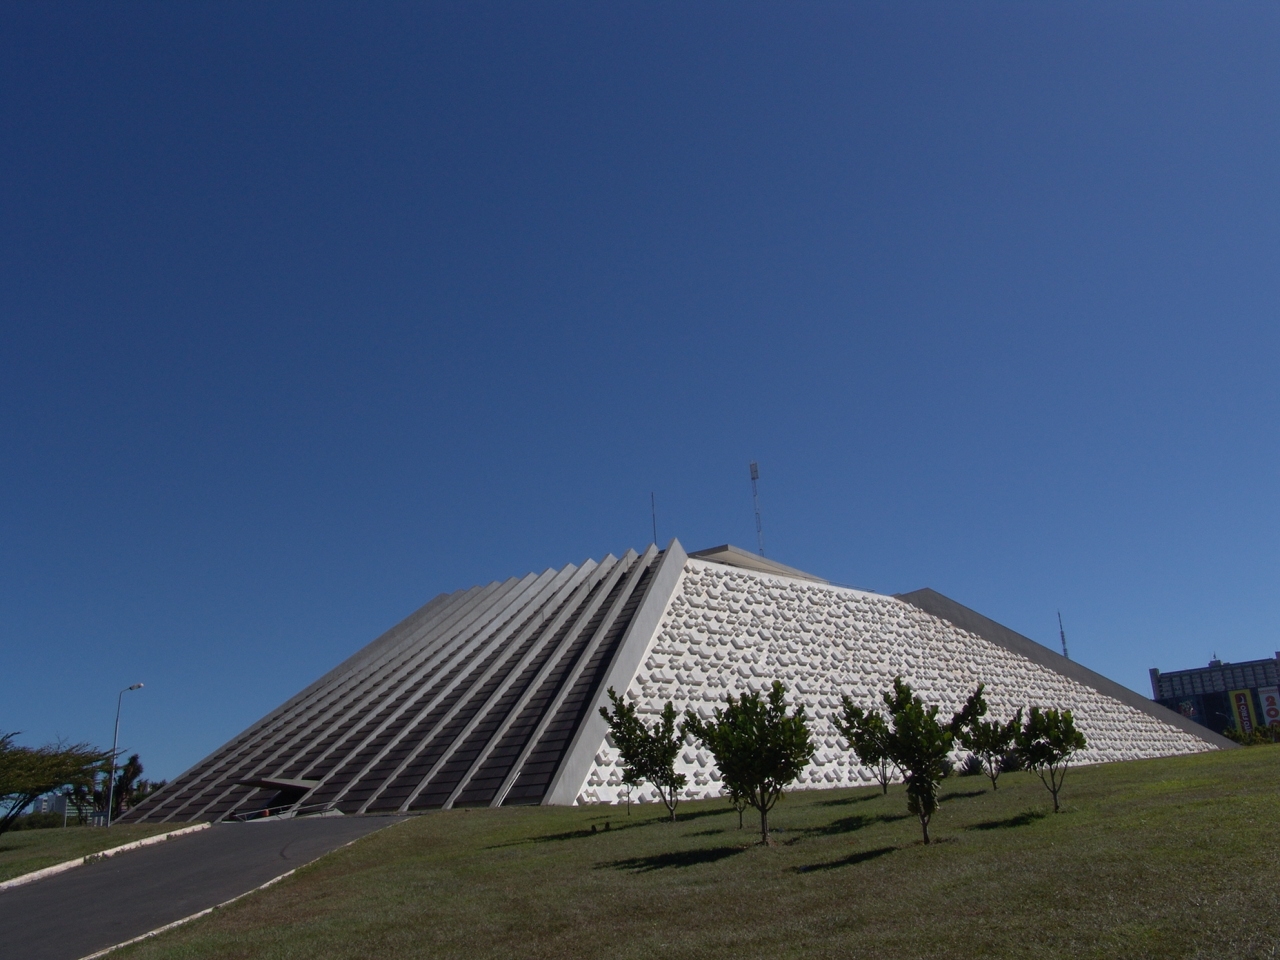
0, 816, 402, 960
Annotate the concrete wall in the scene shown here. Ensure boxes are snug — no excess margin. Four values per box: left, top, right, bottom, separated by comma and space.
575, 558, 1215, 805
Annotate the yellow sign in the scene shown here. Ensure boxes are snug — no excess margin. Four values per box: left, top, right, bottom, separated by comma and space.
1229, 689, 1257, 735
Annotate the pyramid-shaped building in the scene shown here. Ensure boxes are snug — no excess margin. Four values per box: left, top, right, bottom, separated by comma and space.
122, 540, 1228, 823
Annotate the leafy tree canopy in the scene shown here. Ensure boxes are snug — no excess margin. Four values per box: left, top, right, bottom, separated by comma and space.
833, 698, 897, 794
0, 732, 111, 835
599, 689, 687, 821
952, 684, 1023, 791
875, 678, 985, 844
880, 678, 953, 844
1016, 706, 1087, 813
683, 680, 815, 844
111, 753, 163, 819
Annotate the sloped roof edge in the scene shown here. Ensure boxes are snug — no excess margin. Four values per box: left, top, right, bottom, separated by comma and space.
895, 587, 1235, 750
688, 544, 828, 583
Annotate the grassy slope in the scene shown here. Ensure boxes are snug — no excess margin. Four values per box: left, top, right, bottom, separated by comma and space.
0, 822, 183, 882
122, 748, 1278, 960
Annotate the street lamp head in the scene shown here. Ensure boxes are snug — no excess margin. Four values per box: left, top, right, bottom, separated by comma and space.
129, 683, 143, 690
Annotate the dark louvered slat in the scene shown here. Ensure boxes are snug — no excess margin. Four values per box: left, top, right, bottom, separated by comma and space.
503, 561, 655, 805
116, 552, 668, 823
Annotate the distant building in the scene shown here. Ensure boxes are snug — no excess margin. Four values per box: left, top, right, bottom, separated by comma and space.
1150, 655, 1280, 735
28, 794, 94, 823
28, 794, 60, 815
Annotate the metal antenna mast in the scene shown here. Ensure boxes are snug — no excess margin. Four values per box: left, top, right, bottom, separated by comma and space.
749, 461, 765, 556
650, 492, 657, 546
1058, 611, 1069, 660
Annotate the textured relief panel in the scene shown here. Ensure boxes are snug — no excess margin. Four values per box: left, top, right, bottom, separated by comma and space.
578, 559, 1213, 805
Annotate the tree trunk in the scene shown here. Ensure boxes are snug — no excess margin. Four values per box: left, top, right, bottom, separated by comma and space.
920, 814, 930, 844
737, 805, 744, 829
760, 805, 770, 845
660, 787, 677, 822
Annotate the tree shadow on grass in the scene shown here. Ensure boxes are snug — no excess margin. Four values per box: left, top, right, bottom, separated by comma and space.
968, 810, 1046, 831
599, 846, 746, 872
817, 792, 883, 807
684, 828, 726, 837
488, 828, 602, 846
940, 789, 986, 803
783, 812, 911, 844
488, 819, 660, 848
672, 807, 733, 824
488, 806, 729, 848
793, 846, 897, 873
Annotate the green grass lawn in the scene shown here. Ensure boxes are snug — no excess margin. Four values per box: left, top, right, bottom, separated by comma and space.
0, 821, 185, 883
120, 747, 1279, 960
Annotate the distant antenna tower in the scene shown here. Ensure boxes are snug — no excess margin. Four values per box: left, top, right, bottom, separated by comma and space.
1057, 611, 1069, 660
650, 492, 657, 546
749, 461, 765, 556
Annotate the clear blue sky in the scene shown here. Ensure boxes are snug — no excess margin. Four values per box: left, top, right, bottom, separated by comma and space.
3, 3, 1277, 781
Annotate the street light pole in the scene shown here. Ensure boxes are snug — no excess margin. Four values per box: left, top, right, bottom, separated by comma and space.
106, 683, 143, 827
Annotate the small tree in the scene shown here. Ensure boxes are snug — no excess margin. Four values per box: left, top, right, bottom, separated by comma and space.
880, 678, 951, 844
599, 689, 687, 821
1017, 706, 1087, 813
727, 783, 749, 829
683, 680, 815, 845
833, 697, 897, 794
0, 733, 110, 836
598, 689, 644, 815
953, 685, 1022, 791
642, 702, 687, 822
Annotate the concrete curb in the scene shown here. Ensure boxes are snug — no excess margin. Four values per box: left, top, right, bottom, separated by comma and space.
0, 822, 210, 892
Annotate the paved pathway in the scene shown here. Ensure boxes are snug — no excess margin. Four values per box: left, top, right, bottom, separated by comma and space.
0, 817, 401, 960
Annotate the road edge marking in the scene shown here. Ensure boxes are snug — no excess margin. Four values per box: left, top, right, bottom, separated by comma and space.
74, 817, 408, 960
75, 868, 297, 960
0, 822, 210, 892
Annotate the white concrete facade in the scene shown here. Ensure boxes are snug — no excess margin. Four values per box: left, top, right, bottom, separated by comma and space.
574, 556, 1217, 805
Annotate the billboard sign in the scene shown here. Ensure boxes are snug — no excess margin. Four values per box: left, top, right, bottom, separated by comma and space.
1258, 686, 1280, 728
1229, 689, 1257, 736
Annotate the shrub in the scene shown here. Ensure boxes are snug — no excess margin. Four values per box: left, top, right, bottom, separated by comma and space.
11, 812, 64, 830
1223, 724, 1280, 746
1000, 748, 1024, 772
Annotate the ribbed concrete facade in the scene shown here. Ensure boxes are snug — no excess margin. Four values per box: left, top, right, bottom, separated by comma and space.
124, 546, 668, 823
123, 539, 1229, 823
